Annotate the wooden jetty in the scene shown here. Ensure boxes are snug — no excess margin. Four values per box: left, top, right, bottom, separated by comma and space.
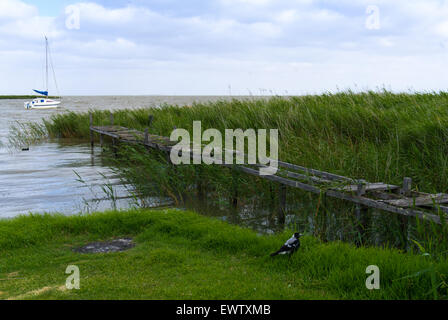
90, 113, 448, 226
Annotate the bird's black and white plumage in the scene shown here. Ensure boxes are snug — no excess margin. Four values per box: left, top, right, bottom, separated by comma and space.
270, 233, 302, 257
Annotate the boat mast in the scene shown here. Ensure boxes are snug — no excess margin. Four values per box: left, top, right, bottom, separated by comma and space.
45, 36, 48, 97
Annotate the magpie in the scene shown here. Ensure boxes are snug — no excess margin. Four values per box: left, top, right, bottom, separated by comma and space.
270, 233, 302, 257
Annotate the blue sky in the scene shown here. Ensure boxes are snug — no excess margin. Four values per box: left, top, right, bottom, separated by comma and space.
1, 0, 448, 95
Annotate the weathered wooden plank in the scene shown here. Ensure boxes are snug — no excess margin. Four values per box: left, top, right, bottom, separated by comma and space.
334, 183, 399, 192
250, 163, 333, 185
277, 160, 354, 182
369, 191, 402, 201
90, 127, 119, 135
117, 132, 141, 136
117, 136, 142, 141
426, 205, 448, 214
91, 126, 129, 133
325, 190, 443, 224
280, 170, 333, 185
233, 165, 326, 194
382, 193, 448, 208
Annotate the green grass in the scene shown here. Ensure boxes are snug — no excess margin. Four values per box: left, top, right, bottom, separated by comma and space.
0, 209, 447, 300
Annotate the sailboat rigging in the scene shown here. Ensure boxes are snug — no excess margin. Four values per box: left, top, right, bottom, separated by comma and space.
24, 36, 61, 110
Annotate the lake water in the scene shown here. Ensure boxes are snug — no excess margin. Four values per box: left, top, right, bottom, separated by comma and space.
0, 96, 247, 219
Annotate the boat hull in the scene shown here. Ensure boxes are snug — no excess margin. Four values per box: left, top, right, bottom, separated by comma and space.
24, 99, 61, 110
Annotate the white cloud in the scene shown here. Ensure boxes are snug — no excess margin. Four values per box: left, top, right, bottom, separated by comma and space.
219, 0, 273, 6
274, 10, 297, 23
0, 0, 37, 20
1, 0, 448, 95
376, 37, 395, 47
70, 2, 147, 25
0, 16, 59, 40
435, 21, 448, 38
0, 0, 59, 40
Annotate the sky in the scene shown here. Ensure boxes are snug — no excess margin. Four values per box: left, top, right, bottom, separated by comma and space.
0, 0, 448, 96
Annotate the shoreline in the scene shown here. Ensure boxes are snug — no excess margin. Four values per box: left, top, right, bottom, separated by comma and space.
0, 96, 59, 100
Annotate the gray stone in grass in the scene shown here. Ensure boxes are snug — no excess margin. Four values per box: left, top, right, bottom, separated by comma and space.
74, 238, 135, 254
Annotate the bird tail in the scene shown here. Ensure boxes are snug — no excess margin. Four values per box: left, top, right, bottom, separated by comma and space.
270, 251, 280, 257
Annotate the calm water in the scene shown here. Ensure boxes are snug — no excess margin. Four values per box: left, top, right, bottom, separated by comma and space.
0, 96, 245, 219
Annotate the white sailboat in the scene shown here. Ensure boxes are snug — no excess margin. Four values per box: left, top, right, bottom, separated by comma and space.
25, 36, 61, 110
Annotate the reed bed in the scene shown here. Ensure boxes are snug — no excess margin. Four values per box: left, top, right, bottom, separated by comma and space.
15, 91, 448, 254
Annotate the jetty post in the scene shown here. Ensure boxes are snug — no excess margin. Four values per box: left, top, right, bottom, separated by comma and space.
278, 184, 287, 224
355, 179, 368, 246
89, 112, 94, 149
110, 113, 117, 157
400, 177, 412, 251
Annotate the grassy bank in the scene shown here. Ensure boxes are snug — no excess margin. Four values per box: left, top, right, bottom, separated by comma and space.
0, 95, 35, 99
1, 209, 447, 300
0, 96, 58, 100
10, 91, 448, 252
